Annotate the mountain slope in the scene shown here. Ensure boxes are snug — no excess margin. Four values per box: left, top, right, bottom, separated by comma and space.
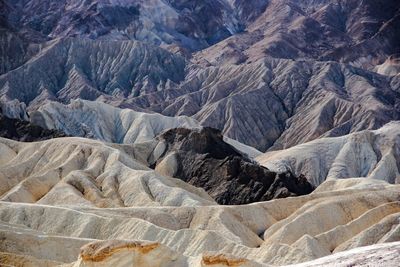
1, 0, 399, 152
193, 0, 400, 68
0, 137, 399, 266
0, 37, 186, 110
2, 0, 399, 65
0, 1, 399, 266
2, 40, 399, 151
258, 121, 400, 186
1, 0, 245, 51
30, 99, 261, 157
32, 99, 199, 144
0, 113, 66, 142
128, 58, 400, 151
150, 127, 313, 204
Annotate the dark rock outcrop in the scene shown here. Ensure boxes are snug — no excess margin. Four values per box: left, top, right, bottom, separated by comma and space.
154, 127, 314, 205
0, 112, 66, 142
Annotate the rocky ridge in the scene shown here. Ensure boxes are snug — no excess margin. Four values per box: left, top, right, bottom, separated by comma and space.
0, 102, 309, 205
1, 43, 399, 151
0, 0, 399, 265
1, 0, 399, 151
153, 127, 313, 204
30, 99, 261, 158
0, 136, 399, 266
257, 121, 400, 186
0, 105, 66, 142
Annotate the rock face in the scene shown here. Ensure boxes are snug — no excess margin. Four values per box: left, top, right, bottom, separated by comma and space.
0, 111, 66, 142
131, 58, 400, 151
2, 41, 399, 151
30, 99, 261, 157
0, 38, 186, 110
257, 121, 400, 186
2, 0, 398, 63
375, 54, 400, 76
0, 136, 219, 206
72, 240, 262, 267
193, 0, 400, 67
153, 127, 313, 204
31, 99, 200, 144
1, 1, 399, 151
0, 136, 399, 266
1, 0, 244, 51
1, 1, 400, 266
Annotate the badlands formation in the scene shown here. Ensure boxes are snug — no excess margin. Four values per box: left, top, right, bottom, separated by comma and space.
0, 126, 399, 266
1, 0, 400, 151
0, 0, 400, 266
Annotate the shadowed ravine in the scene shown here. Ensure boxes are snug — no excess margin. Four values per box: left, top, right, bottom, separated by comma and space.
153, 127, 314, 204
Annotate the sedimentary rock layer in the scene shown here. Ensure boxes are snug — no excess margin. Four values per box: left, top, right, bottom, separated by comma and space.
258, 121, 400, 186
0, 112, 66, 142
2, 41, 399, 151
153, 127, 313, 204
0, 136, 399, 266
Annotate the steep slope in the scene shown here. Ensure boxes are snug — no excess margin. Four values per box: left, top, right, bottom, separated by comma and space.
0, 137, 214, 207
375, 54, 400, 76
193, 0, 400, 68
30, 99, 261, 157
24, 100, 312, 204
0, 29, 43, 75
3, 41, 399, 151
0, 37, 186, 110
32, 99, 200, 144
128, 58, 400, 151
0, 0, 399, 152
257, 121, 400, 186
0, 136, 399, 265
2, 0, 398, 65
152, 127, 313, 205
0, 113, 66, 142
1, 0, 245, 51
0, 1, 399, 266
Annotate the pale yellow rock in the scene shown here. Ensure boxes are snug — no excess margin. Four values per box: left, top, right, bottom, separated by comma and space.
0, 137, 399, 266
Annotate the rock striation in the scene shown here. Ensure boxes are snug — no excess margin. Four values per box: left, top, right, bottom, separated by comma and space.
0, 110, 66, 142
2, 0, 398, 64
2, 40, 399, 151
192, 0, 400, 67
0, 37, 186, 110
152, 127, 313, 204
0, 1, 399, 265
31, 99, 200, 144
30, 99, 261, 158
1, 1, 399, 151
1, 0, 244, 51
257, 121, 400, 186
0, 135, 399, 266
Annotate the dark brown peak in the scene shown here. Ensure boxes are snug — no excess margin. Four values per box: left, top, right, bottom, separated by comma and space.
154, 127, 314, 205
0, 113, 67, 142
159, 127, 243, 160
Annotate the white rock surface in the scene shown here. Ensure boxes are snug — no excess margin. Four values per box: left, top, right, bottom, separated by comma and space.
375, 56, 400, 76
257, 121, 400, 186
288, 241, 400, 267
0, 137, 399, 266
32, 99, 200, 144
31, 99, 262, 158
